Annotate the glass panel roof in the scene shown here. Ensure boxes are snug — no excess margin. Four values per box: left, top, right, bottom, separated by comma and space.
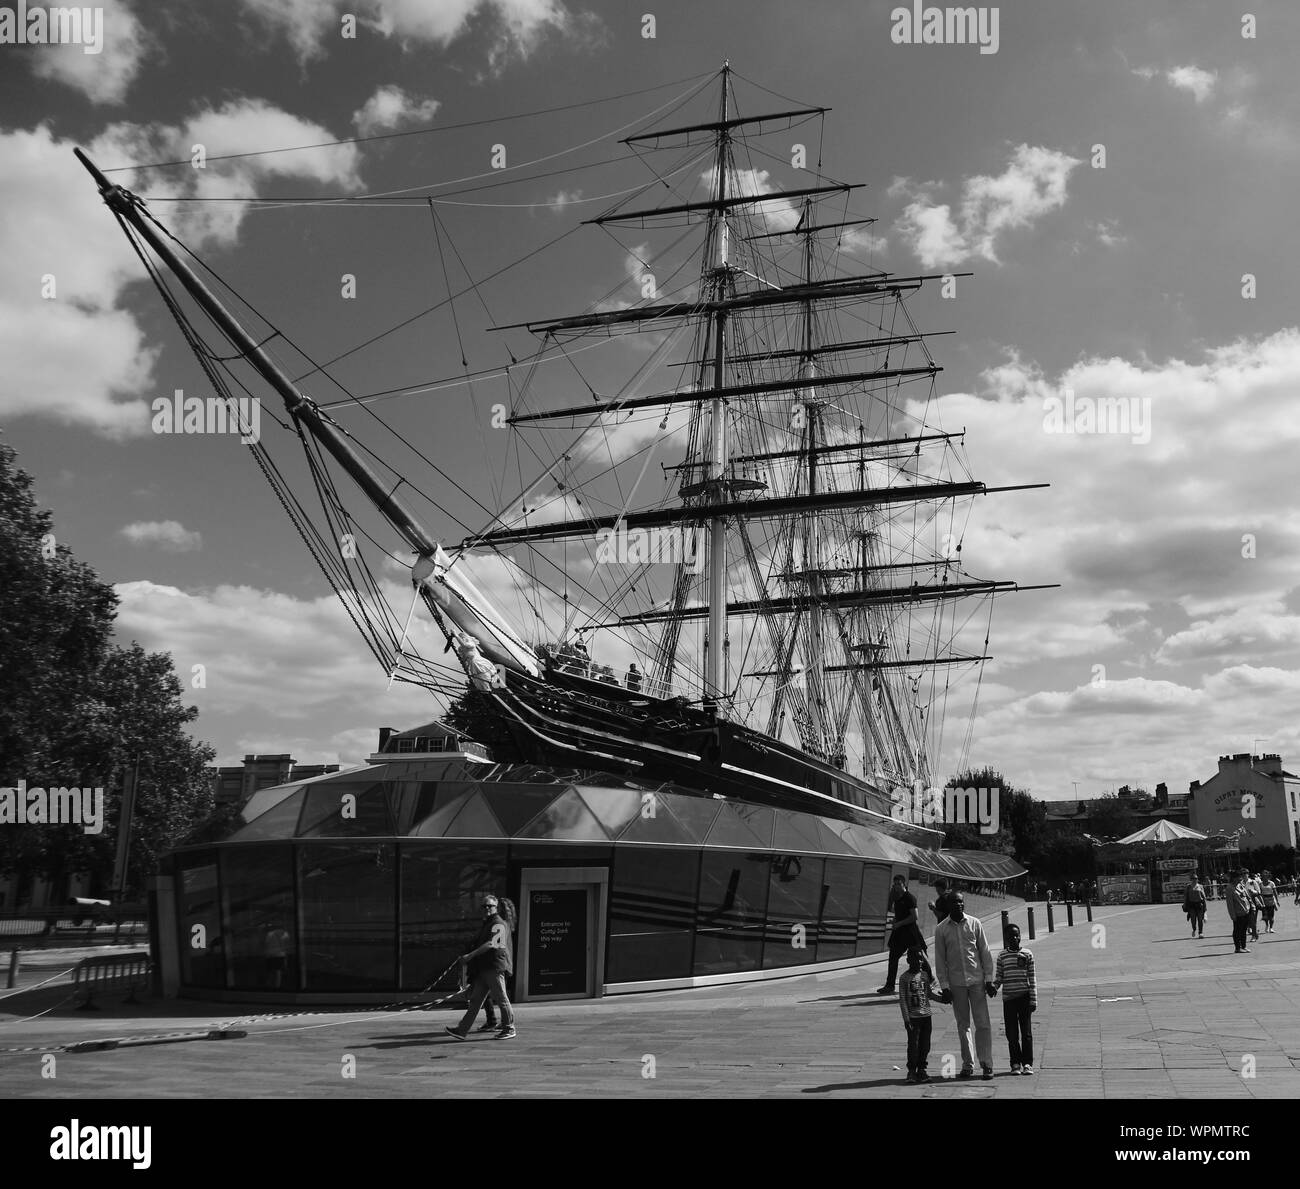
442, 790, 507, 839
225, 789, 306, 842
516, 788, 610, 841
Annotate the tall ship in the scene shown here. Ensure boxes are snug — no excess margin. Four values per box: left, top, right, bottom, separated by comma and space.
80, 66, 1037, 1001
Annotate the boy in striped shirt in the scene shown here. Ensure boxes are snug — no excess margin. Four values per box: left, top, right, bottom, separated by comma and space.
898, 945, 941, 1084
993, 923, 1037, 1075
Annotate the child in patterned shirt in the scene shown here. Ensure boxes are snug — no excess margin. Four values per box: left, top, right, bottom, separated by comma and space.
994, 923, 1037, 1074
898, 945, 942, 1084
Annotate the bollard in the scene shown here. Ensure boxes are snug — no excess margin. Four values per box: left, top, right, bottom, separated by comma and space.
1000, 909, 1010, 947
1046, 902, 1055, 933
1027, 907, 1036, 940
1085, 899, 1093, 922
1066, 902, 1075, 927
6, 949, 20, 989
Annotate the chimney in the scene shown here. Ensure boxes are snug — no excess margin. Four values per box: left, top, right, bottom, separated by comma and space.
1189, 780, 1200, 792
1255, 753, 1282, 775
378, 727, 396, 752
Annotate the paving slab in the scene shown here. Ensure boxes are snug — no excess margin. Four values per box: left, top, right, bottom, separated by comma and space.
5, 904, 1300, 1100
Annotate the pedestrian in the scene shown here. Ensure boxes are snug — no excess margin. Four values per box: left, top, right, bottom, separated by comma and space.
877, 874, 926, 994
929, 877, 956, 925
1259, 871, 1278, 933
1246, 871, 1262, 941
1182, 873, 1206, 938
933, 892, 997, 1080
625, 662, 643, 692
993, 922, 1036, 1075
898, 945, 942, 1084
445, 893, 517, 1040
1227, 870, 1252, 954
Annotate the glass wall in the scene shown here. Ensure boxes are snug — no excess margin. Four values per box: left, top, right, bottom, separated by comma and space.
298, 843, 397, 990
817, 858, 864, 964
176, 851, 224, 989
607, 847, 700, 982
399, 844, 506, 991
220, 846, 296, 990
856, 862, 893, 955
694, 851, 771, 976
763, 855, 825, 969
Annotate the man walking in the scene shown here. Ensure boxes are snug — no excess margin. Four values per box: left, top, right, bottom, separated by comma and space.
877, 874, 926, 994
1246, 871, 1263, 941
934, 892, 997, 1079
1227, 870, 1253, 954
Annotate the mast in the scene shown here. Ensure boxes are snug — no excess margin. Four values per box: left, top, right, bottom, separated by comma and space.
704, 63, 731, 709
797, 198, 828, 758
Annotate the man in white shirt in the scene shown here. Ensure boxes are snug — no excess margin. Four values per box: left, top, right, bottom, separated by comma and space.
933, 892, 997, 1079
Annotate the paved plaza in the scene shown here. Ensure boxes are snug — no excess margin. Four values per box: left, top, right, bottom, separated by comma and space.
3, 900, 1300, 1099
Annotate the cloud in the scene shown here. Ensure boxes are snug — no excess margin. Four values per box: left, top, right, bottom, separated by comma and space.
1165, 65, 1218, 104
119, 520, 203, 552
0, 110, 359, 437
840, 227, 888, 258
543, 188, 583, 213
351, 85, 441, 136
236, 0, 598, 68
112, 579, 444, 760
27, 0, 149, 104
893, 145, 1082, 267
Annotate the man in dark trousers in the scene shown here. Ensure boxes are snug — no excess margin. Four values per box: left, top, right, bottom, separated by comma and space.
878, 874, 926, 994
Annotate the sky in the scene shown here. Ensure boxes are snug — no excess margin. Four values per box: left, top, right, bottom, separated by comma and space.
2, 0, 1298, 801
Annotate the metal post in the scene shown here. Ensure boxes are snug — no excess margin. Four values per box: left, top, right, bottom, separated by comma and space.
1000, 909, 1010, 947
6, 949, 19, 989
1027, 907, 1036, 940
1046, 902, 1055, 933
1085, 899, 1093, 922
1066, 902, 1075, 927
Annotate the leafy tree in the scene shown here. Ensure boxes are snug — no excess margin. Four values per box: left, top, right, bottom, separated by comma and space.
441, 687, 524, 762
0, 444, 215, 902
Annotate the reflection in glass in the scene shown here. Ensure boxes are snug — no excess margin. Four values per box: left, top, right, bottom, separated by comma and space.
607, 847, 699, 982
817, 858, 862, 963
298, 782, 394, 837
764, 855, 825, 969
177, 853, 224, 988
298, 844, 397, 990
694, 852, 770, 975
857, 862, 892, 954
220, 846, 295, 990
399, 844, 506, 991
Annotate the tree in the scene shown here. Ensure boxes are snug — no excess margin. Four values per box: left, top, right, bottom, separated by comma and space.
1088, 794, 1138, 841
441, 687, 525, 762
941, 767, 1017, 856
0, 444, 216, 902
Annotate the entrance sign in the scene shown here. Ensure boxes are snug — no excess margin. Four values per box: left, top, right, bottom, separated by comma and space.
527, 888, 589, 997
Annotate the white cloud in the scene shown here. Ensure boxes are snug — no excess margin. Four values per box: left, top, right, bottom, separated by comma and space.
351, 85, 441, 136
236, 0, 595, 67
119, 520, 203, 551
894, 145, 1081, 267
840, 227, 888, 258
0, 110, 360, 437
1165, 65, 1217, 104
27, 0, 149, 104
112, 579, 443, 754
